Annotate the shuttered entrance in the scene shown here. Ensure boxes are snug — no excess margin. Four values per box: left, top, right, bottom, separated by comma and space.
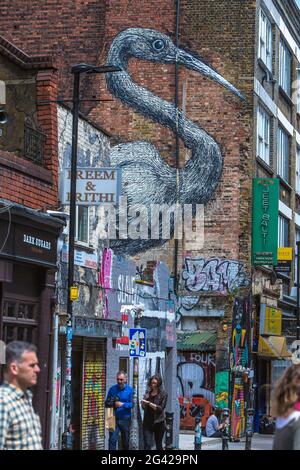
81, 338, 106, 450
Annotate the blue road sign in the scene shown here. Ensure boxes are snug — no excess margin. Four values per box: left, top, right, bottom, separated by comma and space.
129, 328, 147, 357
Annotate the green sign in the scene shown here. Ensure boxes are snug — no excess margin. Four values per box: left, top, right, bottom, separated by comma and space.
252, 178, 279, 266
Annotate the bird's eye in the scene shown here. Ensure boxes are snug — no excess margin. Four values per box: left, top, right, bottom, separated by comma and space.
152, 39, 165, 51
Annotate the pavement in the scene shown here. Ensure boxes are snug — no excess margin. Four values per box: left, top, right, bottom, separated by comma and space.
179, 432, 274, 450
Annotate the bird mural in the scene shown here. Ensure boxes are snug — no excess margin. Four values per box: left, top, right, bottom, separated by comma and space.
105, 28, 245, 255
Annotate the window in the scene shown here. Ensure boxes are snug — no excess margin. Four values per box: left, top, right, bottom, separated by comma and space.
76, 206, 89, 244
295, 228, 300, 284
259, 9, 272, 71
277, 127, 290, 182
279, 39, 291, 96
297, 66, 300, 114
257, 107, 270, 164
278, 215, 289, 247
296, 147, 300, 193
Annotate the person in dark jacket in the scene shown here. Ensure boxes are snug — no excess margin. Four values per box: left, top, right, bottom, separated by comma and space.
273, 364, 300, 450
105, 371, 133, 450
141, 374, 168, 450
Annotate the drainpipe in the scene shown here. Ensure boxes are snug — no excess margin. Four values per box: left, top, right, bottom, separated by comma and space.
50, 312, 59, 449
174, 0, 181, 294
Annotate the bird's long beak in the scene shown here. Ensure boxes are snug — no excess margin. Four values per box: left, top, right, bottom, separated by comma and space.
178, 49, 246, 102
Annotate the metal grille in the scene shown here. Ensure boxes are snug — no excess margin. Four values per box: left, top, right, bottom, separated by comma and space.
81, 339, 106, 450
24, 123, 45, 165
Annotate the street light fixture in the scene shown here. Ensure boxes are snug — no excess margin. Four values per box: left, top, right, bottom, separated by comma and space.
62, 63, 121, 450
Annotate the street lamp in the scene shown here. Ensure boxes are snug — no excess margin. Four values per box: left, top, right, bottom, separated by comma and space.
62, 63, 121, 450
129, 304, 144, 450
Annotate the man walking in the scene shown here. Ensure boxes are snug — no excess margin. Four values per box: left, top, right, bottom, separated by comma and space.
105, 371, 133, 450
0, 341, 43, 450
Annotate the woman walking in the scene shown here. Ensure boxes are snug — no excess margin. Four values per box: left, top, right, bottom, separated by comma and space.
273, 364, 300, 450
141, 374, 168, 450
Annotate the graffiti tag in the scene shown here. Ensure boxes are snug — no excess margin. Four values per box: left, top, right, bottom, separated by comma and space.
182, 257, 249, 293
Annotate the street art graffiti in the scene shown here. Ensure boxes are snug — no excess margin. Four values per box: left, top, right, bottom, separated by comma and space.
182, 257, 249, 293
105, 28, 244, 255
215, 371, 229, 409
81, 350, 106, 450
99, 248, 136, 321
177, 352, 215, 429
230, 296, 251, 439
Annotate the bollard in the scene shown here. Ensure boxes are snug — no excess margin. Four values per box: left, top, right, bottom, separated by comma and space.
194, 416, 202, 450
245, 407, 254, 450
221, 408, 230, 451
165, 412, 174, 450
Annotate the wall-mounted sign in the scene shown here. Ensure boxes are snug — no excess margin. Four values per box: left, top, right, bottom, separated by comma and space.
61, 244, 98, 269
278, 247, 293, 261
0, 220, 57, 267
129, 328, 147, 357
252, 178, 279, 266
258, 335, 290, 358
259, 304, 282, 336
61, 167, 121, 205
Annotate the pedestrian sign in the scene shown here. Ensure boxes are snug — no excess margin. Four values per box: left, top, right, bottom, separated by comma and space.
129, 328, 147, 357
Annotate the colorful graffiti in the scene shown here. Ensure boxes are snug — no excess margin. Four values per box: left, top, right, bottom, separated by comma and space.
230, 297, 251, 439
215, 371, 229, 409
81, 350, 106, 450
105, 28, 244, 255
182, 257, 249, 293
177, 351, 215, 429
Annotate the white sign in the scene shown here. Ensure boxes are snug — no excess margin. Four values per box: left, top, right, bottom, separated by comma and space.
61, 244, 98, 269
61, 167, 121, 205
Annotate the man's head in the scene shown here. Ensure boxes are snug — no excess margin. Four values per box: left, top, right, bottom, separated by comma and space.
4, 341, 40, 391
116, 371, 127, 389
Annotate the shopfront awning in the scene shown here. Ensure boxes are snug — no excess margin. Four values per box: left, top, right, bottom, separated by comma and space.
258, 335, 291, 359
177, 331, 217, 352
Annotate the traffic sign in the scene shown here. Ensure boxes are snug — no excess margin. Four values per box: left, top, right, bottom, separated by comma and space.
129, 328, 147, 357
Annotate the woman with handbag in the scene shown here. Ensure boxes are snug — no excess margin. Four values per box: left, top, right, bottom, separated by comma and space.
141, 374, 168, 450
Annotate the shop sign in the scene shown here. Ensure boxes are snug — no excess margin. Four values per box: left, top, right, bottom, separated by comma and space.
274, 262, 291, 275
278, 247, 293, 261
258, 335, 290, 358
61, 167, 121, 205
61, 244, 98, 269
0, 220, 57, 266
252, 178, 279, 266
259, 304, 282, 336
72, 316, 122, 338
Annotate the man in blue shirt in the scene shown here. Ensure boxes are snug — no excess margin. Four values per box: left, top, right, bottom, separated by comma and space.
105, 371, 133, 450
206, 408, 224, 437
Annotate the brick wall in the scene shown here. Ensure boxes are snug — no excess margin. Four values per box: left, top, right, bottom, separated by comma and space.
0, 67, 59, 210
0, 0, 255, 270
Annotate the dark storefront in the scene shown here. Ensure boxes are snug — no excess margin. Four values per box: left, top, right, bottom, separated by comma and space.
0, 202, 64, 445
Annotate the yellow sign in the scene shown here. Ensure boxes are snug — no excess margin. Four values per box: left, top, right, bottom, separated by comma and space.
70, 286, 79, 301
278, 247, 293, 261
260, 305, 282, 336
258, 336, 291, 358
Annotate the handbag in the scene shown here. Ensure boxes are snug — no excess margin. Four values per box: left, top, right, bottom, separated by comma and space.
105, 407, 116, 432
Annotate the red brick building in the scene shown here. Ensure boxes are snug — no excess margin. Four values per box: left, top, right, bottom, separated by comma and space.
0, 36, 64, 445
0, 0, 269, 442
